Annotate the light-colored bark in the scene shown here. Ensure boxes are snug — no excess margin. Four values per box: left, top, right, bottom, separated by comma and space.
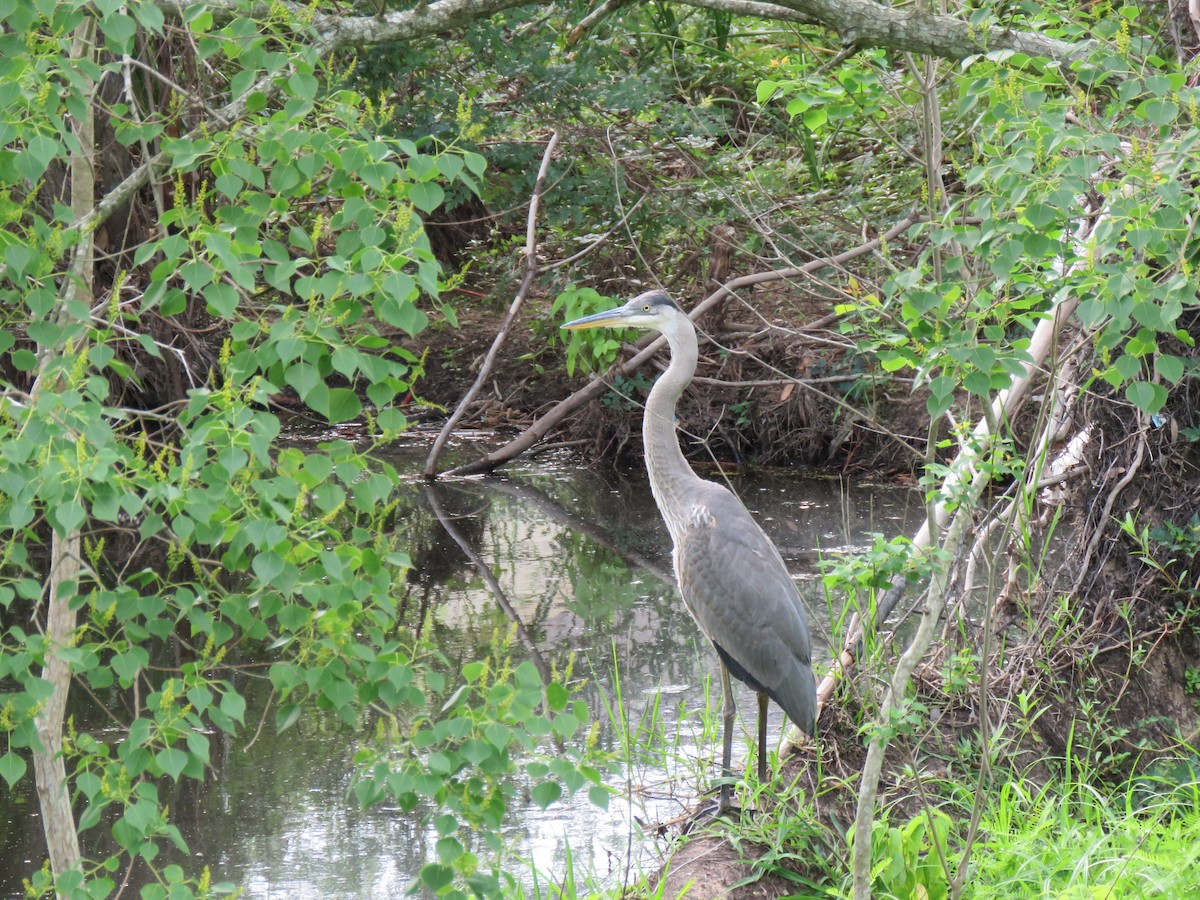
32, 532, 85, 885
847, 288, 1082, 898
768, 0, 1094, 63
30, 16, 97, 890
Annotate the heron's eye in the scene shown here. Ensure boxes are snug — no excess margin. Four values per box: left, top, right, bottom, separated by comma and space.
642, 305, 651, 311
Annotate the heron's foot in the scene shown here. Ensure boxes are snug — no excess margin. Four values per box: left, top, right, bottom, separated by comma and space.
677, 782, 744, 831
644, 785, 739, 837
677, 797, 733, 835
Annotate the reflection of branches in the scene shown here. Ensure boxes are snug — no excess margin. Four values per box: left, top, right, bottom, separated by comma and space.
484, 476, 676, 589
424, 484, 554, 692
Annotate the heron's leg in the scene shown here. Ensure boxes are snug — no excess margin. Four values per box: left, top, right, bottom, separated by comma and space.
757, 691, 769, 784
719, 660, 735, 811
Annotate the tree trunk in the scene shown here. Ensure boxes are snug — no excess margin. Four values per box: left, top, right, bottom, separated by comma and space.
30, 15, 96, 889
32, 534, 85, 882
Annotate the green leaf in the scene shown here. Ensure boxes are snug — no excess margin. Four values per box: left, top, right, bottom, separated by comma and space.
112, 648, 148, 687
0, 752, 27, 788
16, 135, 59, 183
588, 783, 610, 810
285, 361, 322, 402
409, 181, 445, 213
802, 107, 828, 130
1136, 98, 1178, 126
1126, 381, 1166, 415
101, 11, 137, 48
530, 781, 561, 809
963, 371, 992, 398
463, 151, 486, 176
204, 282, 239, 318
187, 732, 210, 766
484, 722, 511, 750
252, 551, 284, 583
326, 388, 362, 424
1114, 353, 1142, 380
419, 864, 454, 892
156, 747, 188, 780
1022, 203, 1058, 229
288, 71, 318, 101
220, 689, 247, 725
376, 295, 428, 337
78, 803, 104, 832
56, 499, 85, 533
132, 0, 165, 32
435, 836, 464, 864
5, 241, 35, 279
276, 703, 302, 732
545, 682, 568, 711
1155, 354, 1184, 383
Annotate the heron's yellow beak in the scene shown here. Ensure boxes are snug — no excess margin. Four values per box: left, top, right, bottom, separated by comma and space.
560, 305, 636, 330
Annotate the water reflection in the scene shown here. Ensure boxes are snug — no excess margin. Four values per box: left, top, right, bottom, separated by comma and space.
0, 444, 918, 897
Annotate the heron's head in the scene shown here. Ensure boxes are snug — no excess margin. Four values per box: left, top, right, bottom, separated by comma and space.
560, 290, 682, 333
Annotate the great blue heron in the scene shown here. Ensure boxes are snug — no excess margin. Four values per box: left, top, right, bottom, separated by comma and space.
563, 289, 816, 808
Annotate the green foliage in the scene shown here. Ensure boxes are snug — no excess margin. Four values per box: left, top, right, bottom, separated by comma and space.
825, 761, 1200, 899
0, 1, 606, 896
1119, 512, 1200, 620
798, 31, 1200, 424
350, 646, 603, 896
860, 810, 952, 900
355, 2, 824, 293
757, 48, 899, 183
552, 286, 625, 376
821, 533, 931, 594
962, 775, 1200, 897
1185, 667, 1200, 697
600, 372, 654, 411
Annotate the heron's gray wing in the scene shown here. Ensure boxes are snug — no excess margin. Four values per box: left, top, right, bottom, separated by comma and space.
673, 483, 817, 734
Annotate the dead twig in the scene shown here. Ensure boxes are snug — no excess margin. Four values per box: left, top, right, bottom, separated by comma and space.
542, 193, 649, 271
424, 131, 560, 478
1070, 426, 1149, 597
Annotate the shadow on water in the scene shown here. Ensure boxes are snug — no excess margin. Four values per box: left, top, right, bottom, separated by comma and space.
0, 438, 920, 897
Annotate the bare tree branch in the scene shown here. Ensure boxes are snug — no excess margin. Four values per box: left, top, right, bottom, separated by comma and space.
425, 131, 561, 478
31, 16, 96, 887
756, 0, 1094, 64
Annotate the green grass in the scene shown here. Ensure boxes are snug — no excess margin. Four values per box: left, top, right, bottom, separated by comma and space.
512, 647, 1200, 900
853, 760, 1200, 900
958, 774, 1200, 898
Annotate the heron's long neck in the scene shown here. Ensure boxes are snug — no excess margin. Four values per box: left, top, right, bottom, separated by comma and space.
643, 323, 704, 540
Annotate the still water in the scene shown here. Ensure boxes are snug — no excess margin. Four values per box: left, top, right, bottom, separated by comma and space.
0, 437, 918, 897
